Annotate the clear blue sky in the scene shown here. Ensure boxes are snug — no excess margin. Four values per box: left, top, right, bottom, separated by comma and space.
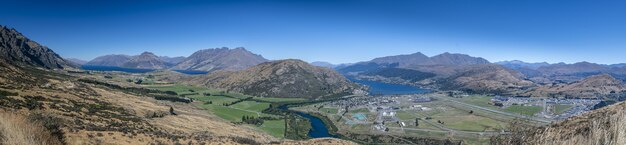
1, 0, 625, 64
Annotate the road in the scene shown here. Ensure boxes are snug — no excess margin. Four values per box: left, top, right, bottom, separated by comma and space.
388, 127, 509, 136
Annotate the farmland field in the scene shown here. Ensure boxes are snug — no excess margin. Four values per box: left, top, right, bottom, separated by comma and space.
505, 105, 542, 116
259, 120, 286, 138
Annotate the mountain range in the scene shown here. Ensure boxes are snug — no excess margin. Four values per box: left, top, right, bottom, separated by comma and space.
1, 24, 625, 145
171, 47, 268, 72
0, 25, 355, 145
187, 59, 364, 99
85, 47, 268, 72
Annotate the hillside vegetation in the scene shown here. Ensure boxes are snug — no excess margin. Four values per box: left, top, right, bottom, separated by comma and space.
492, 101, 626, 145
190, 59, 364, 99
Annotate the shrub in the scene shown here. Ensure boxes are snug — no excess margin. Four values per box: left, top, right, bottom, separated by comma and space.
0, 111, 63, 145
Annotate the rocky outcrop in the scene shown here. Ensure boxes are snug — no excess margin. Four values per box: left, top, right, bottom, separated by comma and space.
0, 25, 72, 69
492, 101, 626, 145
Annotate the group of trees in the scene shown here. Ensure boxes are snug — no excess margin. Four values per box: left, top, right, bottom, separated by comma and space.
241, 115, 264, 125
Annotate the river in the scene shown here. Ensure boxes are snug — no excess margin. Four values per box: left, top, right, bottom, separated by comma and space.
283, 78, 430, 138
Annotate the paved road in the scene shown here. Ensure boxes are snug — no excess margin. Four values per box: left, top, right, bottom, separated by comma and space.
388, 127, 508, 136
436, 96, 552, 124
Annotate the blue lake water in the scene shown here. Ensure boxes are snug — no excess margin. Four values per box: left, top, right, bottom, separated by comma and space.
348, 78, 431, 95
294, 111, 334, 138
80, 65, 208, 75
173, 70, 209, 75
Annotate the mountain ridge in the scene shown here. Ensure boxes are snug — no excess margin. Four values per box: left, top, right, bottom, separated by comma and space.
188, 59, 364, 99
0, 26, 72, 69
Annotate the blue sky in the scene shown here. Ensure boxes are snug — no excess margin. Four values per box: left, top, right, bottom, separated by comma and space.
1, 0, 625, 64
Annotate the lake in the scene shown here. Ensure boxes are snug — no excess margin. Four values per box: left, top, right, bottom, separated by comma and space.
80, 65, 208, 75
348, 78, 431, 95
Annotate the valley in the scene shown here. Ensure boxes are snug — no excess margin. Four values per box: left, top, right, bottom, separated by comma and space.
1, 22, 625, 145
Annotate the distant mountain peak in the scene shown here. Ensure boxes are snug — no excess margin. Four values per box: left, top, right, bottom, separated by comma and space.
140, 51, 156, 55
172, 47, 268, 72
310, 61, 336, 68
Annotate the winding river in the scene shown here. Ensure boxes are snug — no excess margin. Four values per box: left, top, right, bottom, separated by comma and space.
284, 78, 431, 138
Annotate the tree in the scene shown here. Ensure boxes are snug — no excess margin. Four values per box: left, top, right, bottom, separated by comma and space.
135, 79, 143, 84
415, 118, 419, 126
384, 128, 389, 132
469, 110, 474, 114
169, 107, 176, 115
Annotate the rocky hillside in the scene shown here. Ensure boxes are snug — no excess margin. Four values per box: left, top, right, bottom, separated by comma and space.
439, 64, 534, 94
523, 74, 626, 98
492, 101, 626, 145
121, 52, 171, 69
172, 47, 268, 72
84, 54, 132, 67
0, 26, 72, 69
190, 59, 363, 99
0, 26, 355, 145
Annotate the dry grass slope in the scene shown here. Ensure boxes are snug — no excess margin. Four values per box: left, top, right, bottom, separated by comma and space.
0, 111, 62, 145
492, 101, 626, 145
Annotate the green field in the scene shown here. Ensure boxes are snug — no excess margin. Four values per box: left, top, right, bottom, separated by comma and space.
505, 105, 542, 116
145, 84, 288, 138
428, 107, 507, 132
200, 104, 263, 121
255, 97, 308, 102
554, 104, 574, 114
456, 95, 502, 110
319, 107, 339, 114
146, 84, 208, 93
259, 120, 286, 138
396, 111, 417, 120
194, 96, 239, 105
231, 101, 271, 112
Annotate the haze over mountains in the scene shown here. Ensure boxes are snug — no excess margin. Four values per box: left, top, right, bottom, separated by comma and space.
171, 47, 268, 72
85, 47, 268, 72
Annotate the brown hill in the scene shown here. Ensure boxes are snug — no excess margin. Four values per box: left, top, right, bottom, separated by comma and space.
439, 64, 535, 94
492, 101, 626, 145
172, 47, 268, 72
0, 26, 72, 69
0, 27, 355, 145
189, 59, 363, 99
524, 74, 625, 98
